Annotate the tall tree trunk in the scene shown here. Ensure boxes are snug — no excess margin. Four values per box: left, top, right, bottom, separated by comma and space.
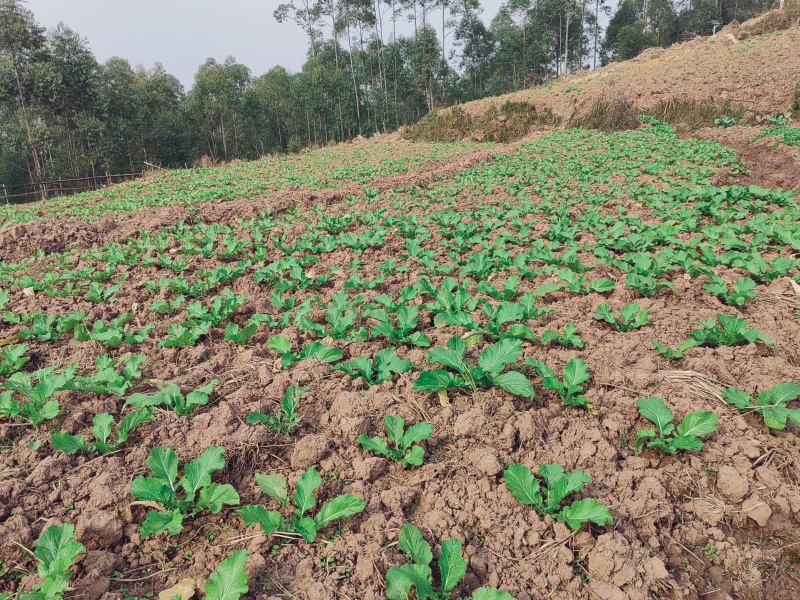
13, 65, 45, 199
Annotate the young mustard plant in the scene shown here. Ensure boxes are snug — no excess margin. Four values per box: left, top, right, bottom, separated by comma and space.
358, 416, 432, 467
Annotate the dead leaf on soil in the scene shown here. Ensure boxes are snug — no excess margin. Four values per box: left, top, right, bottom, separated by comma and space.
159, 578, 196, 600
438, 389, 451, 407
121, 500, 165, 524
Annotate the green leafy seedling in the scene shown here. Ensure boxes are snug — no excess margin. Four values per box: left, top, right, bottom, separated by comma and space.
52, 409, 154, 456
267, 336, 343, 369
358, 415, 432, 468
20, 312, 87, 342
723, 382, 800, 430
126, 380, 219, 417
370, 305, 431, 347
0, 343, 29, 378
385, 523, 516, 600
149, 295, 186, 315
66, 353, 145, 397
556, 268, 616, 295
333, 348, 412, 386
1, 366, 76, 425
158, 321, 211, 348
690, 314, 776, 349
130, 446, 239, 538
540, 323, 583, 348
247, 385, 308, 435
225, 321, 260, 346
414, 337, 534, 400
16, 523, 84, 600
504, 463, 613, 530
635, 396, 718, 455
593, 303, 650, 331
525, 357, 590, 408
86, 282, 121, 303
704, 276, 757, 307
241, 466, 364, 543
651, 339, 699, 360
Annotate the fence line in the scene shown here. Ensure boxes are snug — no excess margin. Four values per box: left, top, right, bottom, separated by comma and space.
2, 172, 144, 204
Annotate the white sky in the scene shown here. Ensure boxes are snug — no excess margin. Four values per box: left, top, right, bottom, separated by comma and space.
25, 0, 507, 89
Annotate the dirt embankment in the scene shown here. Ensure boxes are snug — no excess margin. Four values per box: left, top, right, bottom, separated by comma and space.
409, 11, 800, 143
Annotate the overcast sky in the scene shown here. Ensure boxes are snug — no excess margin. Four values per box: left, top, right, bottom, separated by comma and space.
25, 0, 507, 90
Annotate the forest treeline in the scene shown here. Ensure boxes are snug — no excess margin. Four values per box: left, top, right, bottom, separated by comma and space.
0, 0, 773, 197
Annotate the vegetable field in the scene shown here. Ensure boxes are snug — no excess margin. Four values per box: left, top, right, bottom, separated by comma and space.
1, 121, 800, 600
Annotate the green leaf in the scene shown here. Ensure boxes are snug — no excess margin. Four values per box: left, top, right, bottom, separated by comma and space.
130, 477, 174, 504
295, 516, 318, 543
535, 282, 564, 296
34, 523, 85, 581
91, 413, 114, 446
439, 538, 466, 592
493, 371, 535, 399
294, 467, 322, 517
268, 336, 292, 355
314, 494, 365, 527
140, 510, 184, 538
563, 358, 589, 387
116, 409, 155, 445
479, 338, 522, 374
637, 397, 675, 436
385, 563, 435, 600
358, 434, 390, 457
255, 474, 288, 504
761, 406, 788, 430
402, 445, 425, 467
723, 388, 752, 410
240, 505, 284, 535
671, 435, 704, 451
398, 523, 433, 566
147, 446, 179, 487
503, 463, 542, 508
545, 470, 592, 512
765, 382, 800, 406
428, 347, 466, 373
676, 411, 718, 438
51, 433, 90, 455
197, 484, 240, 513
414, 369, 460, 391
399, 422, 433, 449
385, 415, 405, 444
525, 358, 554, 379
313, 345, 343, 363
557, 498, 614, 530
179, 446, 226, 499
204, 549, 250, 600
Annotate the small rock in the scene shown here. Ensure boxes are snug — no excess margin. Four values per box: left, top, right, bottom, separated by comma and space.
76, 510, 124, 550
589, 581, 627, 600
245, 553, 267, 580
339, 417, 369, 441
354, 457, 386, 482
716, 466, 749, 503
291, 434, 329, 469
467, 448, 502, 476
742, 497, 772, 527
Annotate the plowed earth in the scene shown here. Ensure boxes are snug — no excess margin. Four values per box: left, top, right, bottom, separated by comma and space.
1, 124, 800, 600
